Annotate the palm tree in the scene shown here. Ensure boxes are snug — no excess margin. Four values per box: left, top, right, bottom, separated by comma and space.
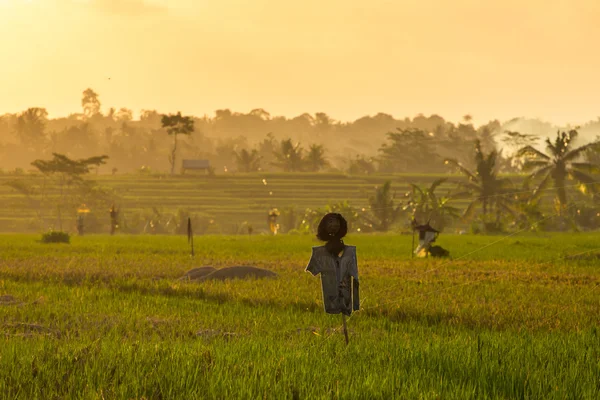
272, 139, 305, 172
234, 149, 261, 172
516, 129, 600, 212
445, 140, 514, 224
305, 144, 329, 172
363, 181, 404, 231
404, 178, 462, 231
15, 108, 48, 149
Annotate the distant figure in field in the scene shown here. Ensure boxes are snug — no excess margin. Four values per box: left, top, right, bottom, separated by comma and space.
412, 219, 450, 258
306, 213, 360, 316
268, 208, 280, 235
109, 204, 119, 235
76, 215, 84, 236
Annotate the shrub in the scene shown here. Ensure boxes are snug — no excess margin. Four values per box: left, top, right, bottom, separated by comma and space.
41, 231, 70, 244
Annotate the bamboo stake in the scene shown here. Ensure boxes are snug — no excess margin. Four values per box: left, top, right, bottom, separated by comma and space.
341, 314, 349, 345
411, 229, 415, 258
187, 217, 194, 257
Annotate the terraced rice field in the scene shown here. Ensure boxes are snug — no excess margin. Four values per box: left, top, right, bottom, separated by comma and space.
0, 172, 534, 234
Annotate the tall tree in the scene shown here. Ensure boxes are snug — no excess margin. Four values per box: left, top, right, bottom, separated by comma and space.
363, 181, 404, 232
516, 129, 600, 212
234, 148, 261, 172
15, 108, 48, 150
378, 128, 441, 173
81, 88, 101, 118
272, 138, 305, 172
257, 133, 277, 171
347, 155, 377, 175
305, 144, 328, 172
161, 112, 195, 175
31, 153, 109, 230
445, 140, 514, 224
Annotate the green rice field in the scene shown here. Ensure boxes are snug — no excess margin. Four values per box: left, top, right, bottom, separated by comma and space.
1, 233, 599, 398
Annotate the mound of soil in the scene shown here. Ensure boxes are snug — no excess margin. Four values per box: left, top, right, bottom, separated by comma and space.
566, 252, 600, 261
179, 266, 217, 281
0, 295, 17, 305
198, 266, 278, 282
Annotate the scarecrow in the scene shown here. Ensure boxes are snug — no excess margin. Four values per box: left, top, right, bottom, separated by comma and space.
268, 208, 280, 235
76, 204, 90, 236
306, 213, 359, 344
109, 204, 119, 235
412, 219, 449, 258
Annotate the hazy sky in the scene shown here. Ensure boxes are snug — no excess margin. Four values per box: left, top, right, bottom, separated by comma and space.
1, 0, 599, 125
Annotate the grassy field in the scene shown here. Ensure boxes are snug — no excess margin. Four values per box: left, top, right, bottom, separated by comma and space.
1, 233, 600, 398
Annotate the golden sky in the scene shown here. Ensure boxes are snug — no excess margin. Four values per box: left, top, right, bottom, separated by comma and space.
1, 0, 599, 125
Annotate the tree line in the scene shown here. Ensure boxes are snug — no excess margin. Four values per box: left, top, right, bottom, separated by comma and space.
4, 88, 600, 176
6, 127, 600, 235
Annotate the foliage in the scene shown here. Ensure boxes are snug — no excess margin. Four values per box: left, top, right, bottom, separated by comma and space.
363, 181, 404, 231
324, 200, 361, 233
298, 207, 325, 234
40, 230, 70, 243
161, 112, 195, 175
2, 91, 521, 175
347, 155, 377, 175
445, 140, 514, 231
305, 144, 329, 172
15, 108, 48, 148
404, 178, 462, 232
378, 128, 443, 173
516, 129, 600, 212
29, 153, 109, 231
279, 206, 300, 233
234, 149, 262, 173
271, 139, 306, 172
81, 88, 101, 118
32, 153, 109, 178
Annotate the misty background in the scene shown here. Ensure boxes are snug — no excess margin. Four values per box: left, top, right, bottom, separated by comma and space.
1, 87, 600, 175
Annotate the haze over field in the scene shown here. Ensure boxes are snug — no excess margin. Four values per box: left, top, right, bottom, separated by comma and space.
1, 0, 599, 125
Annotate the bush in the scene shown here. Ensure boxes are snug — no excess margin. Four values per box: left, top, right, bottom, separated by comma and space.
41, 231, 70, 244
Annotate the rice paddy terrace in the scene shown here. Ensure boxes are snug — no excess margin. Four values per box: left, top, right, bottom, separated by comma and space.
0, 171, 569, 234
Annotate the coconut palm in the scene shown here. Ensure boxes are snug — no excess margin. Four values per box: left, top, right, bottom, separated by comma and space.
305, 144, 329, 172
234, 149, 262, 172
445, 140, 514, 223
516, 129, 600, 211
363, 181, 404, 231
272, 139, 305, 172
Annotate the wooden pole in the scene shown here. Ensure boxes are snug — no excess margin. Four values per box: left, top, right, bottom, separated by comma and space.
411, 229, 415, 259
187, 217, 194, 257
341, 314, 349, 345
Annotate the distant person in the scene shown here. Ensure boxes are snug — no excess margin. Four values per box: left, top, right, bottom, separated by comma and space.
109, 204, 119, 235
306, 213, 360, 316
76, 214, 84, 236
268, 208, 280, 235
